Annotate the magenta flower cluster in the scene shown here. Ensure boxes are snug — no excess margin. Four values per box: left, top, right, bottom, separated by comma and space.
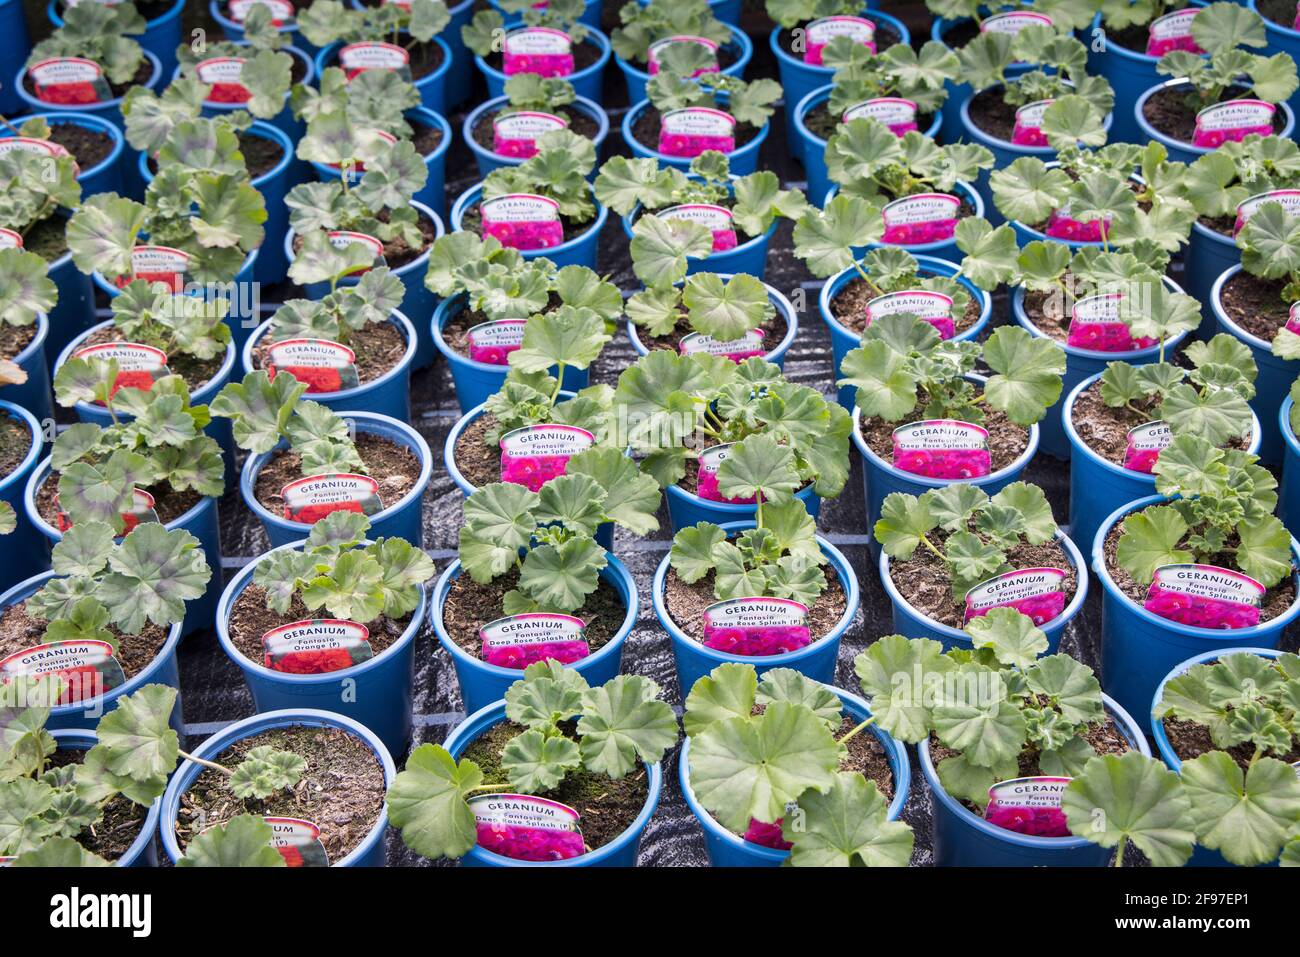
658, 132, 736, 158
695, 469, 756, 503
701, 625, 812, 657
742, 817, 793, 849
500, 452, 571, 492
468, 341, 520, 365
984, 803, 1069, 838
482, 639, 590, 669
475, 822, 585, 861
881, 217, 957, 246
892, 448, 991, 480
967, 593, 1065, 627
502, 52, 574, 79
1065, 320, 1157, 352
1193, 122, 1274, 149
1144, 582, 1261, 629
481, 218, 565, 252
1044, 211, 1107, 243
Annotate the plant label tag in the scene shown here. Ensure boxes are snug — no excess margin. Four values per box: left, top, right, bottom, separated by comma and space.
1123, 420, 1171, 473
881, 192, 960, 245
339, 41, 412, 81
1288, 301, 1300, 336
503, 28, 574, 78
695, 442, 754, 503
1233, 188, 1300, 236
56, 487, 159, 534
267, 338, 360, 393
469, 794, 584, 862
658, 203, 738, 252
119, 245, 191, 291
648, 35, 720, 76
499, 424, 595, 491
229, 0, 295, 24
980, 10, 1053, 34
29, 57, 112, 106
1193, 100, 1276, 148
0, 136, 79, 175
1067, 292, 1150, 351
263, 817, 329, 866
1145, 564, 1265, 629
1146, 7, 1202, 56
0, 640, 125, 705
658, 107, 736, 158
326, 229, 386, 273
964, 567, 1068, 625
984, 776, 1070, 837
195, 57, 251, 104
480, 193, 564, 251
864, 289, 955, 339
466, 319, 526, 365
1011, 98, 1052, 147
679, 329, 766, 363
71, 341, 171, 398
261, 619, 373, 674
492, 110, 568, 159
843, 97, 918, 136
479, 613, 589, 668
281, 473, 384, 523
1045, 202, 1108, 242
892, 419, 991, 479
803, 16, 876, 65
702, 597, 812, 657
0, 228, 23, 250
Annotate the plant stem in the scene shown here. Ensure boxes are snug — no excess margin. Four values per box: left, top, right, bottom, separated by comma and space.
1113, 835, 1127, 867
178, 749, 232, 776
920, 534, 946, 562
838, 715, 876, 744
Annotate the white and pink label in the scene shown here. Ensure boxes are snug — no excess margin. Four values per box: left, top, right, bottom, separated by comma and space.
843, 97, 918, 136
1045, 203, 1108, 243
658, 203, 737, 252
1123, 420, 1171, 474
980, 11, 1053, 35
694, 443, 753, 503
864, 289, 955, 339
0, 136, 77, 175
263, 817, 329, 867
647, 35, 720, 76
680, 328, 766, 364
467, 319, 526, 365
338, 41, 411, 80
120, 244, 190, 291
29, 57, 110, 106
55, 487, 158, 534
803, 16, 876, 65
479, 613, 589, 669
1144, 564, 1265, 629
1146, 8, 1202, 57
196, 57, 251, 104
71, 341, 170, 398
281, 473, 383, 523
327, 229, 385, 271
492, 110, 568, 159
469, 794, 584, 862
1193, 100, 1276, 149
0, 640, 125, 706
881, 193, 960, 246
1234, 189, 1300, 236
1066, 293, 1154, 351
261, 619, 372, 674
1288, 301, 1300, 335
499, 424, 594, 491
964, 567, 1068, 626
658, 107, 736, 158
1011, 99, 1052, 148
892, 419, 991, 479
985, 777, 1070, 837
503, 28, 574, 78
0, 228, 22, 250
229, 0, 294, 24
266, 338, 359, 394
480, 193, 564, 251
702, 597, 811, 657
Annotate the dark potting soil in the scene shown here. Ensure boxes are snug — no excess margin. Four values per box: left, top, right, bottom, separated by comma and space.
1258, 0, 1298, 28
1198, 212, 1236, 239
830, 276, 982, 337
77, 323, 225, 395
1103, 20, 1156, 55
662, 564, 847, 642
462, 720, 651, 853
253, 431, 422, 515
323, 36, 445, 81
36, 471, 202, 528
291, 210, 440, 270
802, 101, 936, 140
940, 18, 979, 50
966, 86, 1019, 142
780, 21, 900, 57
23, 58, 154, 101
46, 748, 150, 862
237, 130, 286, 180
0, 600, 169, 679
24, 216, 70, 263
452, 412, 502, 489
631, 104, 761, 152
470, 106, 600, 154
410, 118, 445, 156
64, 0, 174, 19
1102, 521, 1298, 622
887, 530, 1078, 629
460, 201, 590, 244
0, 412, 31, 479
1161, 716, 1300, 772
227, 583, 413, 664
441, 566, 626, 655
1218, 269, 1289, 342
832, 714, 894, 801
251, 318, 408, 387
173, 725, 387, 863
46, 122, 115, 170
484, 37, 602, 75
0, 321, 36, 363
636, 303, 788, 353
857, 398, 1030, 472
1141, 85, 1289, 145
441, 293, 563, 359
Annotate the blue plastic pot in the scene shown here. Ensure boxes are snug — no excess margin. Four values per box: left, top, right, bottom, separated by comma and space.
475, 27, 611, 105
1252, 0, 1300, 117
0, 402, 45, 594
1281, 397, 1300, 539
881, 528, 1089, 654
770, 9, 911, 148
820, 258, 992, 411
1135, 77, 1297, 165
48, 0, 182, 79
241, 411, 432, 548
621, 98, 769, 176
922, 694, 1150, 865
0, 570, 184, 734
14, 50, 163, 136
1064, 371, 1262, 559
1185, 220, 1238, 339
621, 199, 777, 278
1, 112, 125, 199
626, 274, 798, 363
242, 311, 416, 421
0, 0, 31, 115
450, 183, 607, 271
680, 685, 910, 866
432, 296, 591, 414
178, 44, 314, 147
1211, 264, 1296, 465
652, 524, 861, 692
1092, 494, 1300, 733
490, 0, 601, 29
614, 24, 752, 105
0, 311, 52, 424
431, 552, 638, 715
435, 0, 474, 110
218, 539, 426, 758
24, 457, 225, 639
316, 34, 452, 119
285, 200, 445, 370
851, 385, 1041, 558
1012, 275, 1191, 460
160, 709, 395, 867
53, 730, 160, 867
442, 699, 663, 867
793, 84, 941, 213
43, 231, 97, 378
463, 95, 608, 179
824, 181, 985, 264
211, 0, 316, 54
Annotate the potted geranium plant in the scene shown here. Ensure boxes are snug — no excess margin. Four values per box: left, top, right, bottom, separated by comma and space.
461, 0, 609, 105
0, 111, 124, 200
0, 246, 58, 424
389, 661, 677, 866
610, 0, 748, 104
47, 0, 183, 79
0, 398, 45, 592
462, 74, 606, 179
